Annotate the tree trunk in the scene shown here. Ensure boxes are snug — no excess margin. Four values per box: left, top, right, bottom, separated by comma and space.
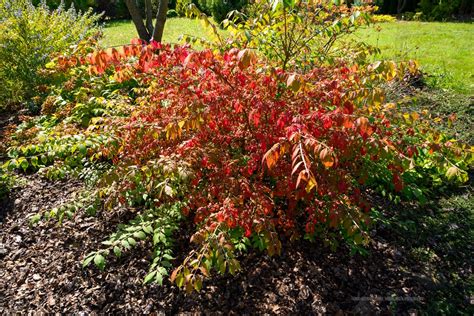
124, 0, 150, 41
397, 0, 407, 14
152, 0, 169, 42
145, 0, 154, 35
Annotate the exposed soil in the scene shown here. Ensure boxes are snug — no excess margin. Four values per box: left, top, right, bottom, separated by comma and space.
1, 173, 471, 314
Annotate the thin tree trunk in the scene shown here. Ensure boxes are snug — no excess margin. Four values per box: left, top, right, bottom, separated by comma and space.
124, 0, 150, 41
145, 0, 154, 35
397, 0, 407, 14
152, 0, 169, 42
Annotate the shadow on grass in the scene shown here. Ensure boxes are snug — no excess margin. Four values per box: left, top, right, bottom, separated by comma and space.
373, 173, 474, 314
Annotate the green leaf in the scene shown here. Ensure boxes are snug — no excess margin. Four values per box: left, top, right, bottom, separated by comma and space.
162, 253, 174, 261
121, 239, 131, 249
133, 231, 147, 240
18, 158, 28, 172
176, 273, 184, 287
141, 166, 152, 178
30, 156, 38, 167
85, 205, 96, 216
113, 246, 122, 257
161, 260, 172, 268
78, 144, 87, 156
143, 271, 157, 284
219, 260, 226, 274
94, 253, 106, 270
7, 159, 18, 171
29, 214, 42, 225
194, 277, 202, 291
82, 253, 95, 268
143, 225, 153, 234
127, 237, 137, 246
155, 272, 163, 285
271, 0, 282, 11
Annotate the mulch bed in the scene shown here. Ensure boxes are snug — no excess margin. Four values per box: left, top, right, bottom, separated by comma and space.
0, 174, 443, 314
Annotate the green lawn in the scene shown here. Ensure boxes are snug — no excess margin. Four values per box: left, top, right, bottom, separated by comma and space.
353, 21, 474, 94
102, 19, 474, 94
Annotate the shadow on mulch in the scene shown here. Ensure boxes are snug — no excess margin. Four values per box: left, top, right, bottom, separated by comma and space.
0, 193, 13, 223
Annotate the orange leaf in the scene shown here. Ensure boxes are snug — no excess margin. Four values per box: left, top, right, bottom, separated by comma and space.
131, 38, 145, 45
237, 49, 255, 70
263, 144, 280, 169
343, 117, 353, 129
296, 170, 308, 189
170, 269, 179, 282
319, 148, 334, 168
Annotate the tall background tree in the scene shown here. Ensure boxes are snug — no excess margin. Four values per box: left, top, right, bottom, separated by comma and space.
125, 0, 169, 42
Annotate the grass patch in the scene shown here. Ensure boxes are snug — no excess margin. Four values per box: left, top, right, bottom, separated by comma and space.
353, 21, 474, 94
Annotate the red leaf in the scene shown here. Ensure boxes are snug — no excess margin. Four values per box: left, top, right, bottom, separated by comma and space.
249, 110, 261, 127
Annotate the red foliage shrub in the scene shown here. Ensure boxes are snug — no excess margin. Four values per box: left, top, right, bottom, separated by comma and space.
84, 43, 408, 258
41, 40, 471, 291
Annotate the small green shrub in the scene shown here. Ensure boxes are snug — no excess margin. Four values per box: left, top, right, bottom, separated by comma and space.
31, 0, 93, 11
0, 168, 15, 200
177, 0, 244, 22
167, 9, 179, 17
31, 0, 131, 19
0, 0, 100, 109
371, 14, 397, 23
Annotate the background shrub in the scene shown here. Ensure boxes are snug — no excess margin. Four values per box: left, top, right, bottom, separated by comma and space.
374, 0, 472, 20
95, 0, 131, 19
29, 0, 250, 22
210, 0, 245, 23
31, 0, 130, 19
0, 169, 15, 200
0, 0, 100, 109
418, 0, 472, 20
196, 0, 212, 15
